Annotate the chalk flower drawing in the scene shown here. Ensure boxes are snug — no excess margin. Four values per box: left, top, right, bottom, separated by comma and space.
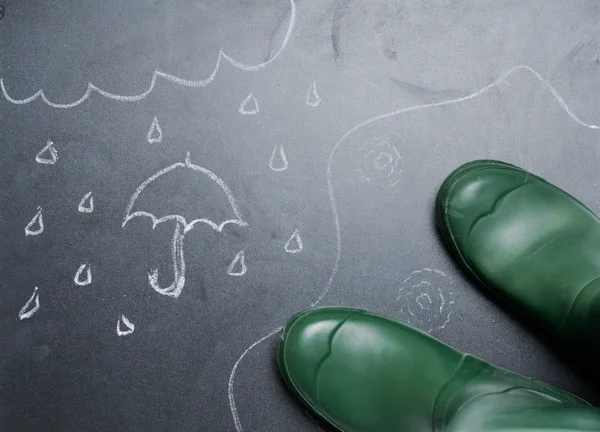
396, 268, 455, 334
358, 134, 403, 188
123, 152, 247, 298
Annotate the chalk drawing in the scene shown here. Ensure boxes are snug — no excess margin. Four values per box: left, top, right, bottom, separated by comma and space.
397, 268, 454, 333
18, 287, 40, 320
228, 325, 283, 431
227, 250, 247, 276
78, 191, 94, 213
358, 134, 403, 188
74, 263, 92, 286
268, 145, 288, 171
416, 293, 432, 309
306, 80, 321, 107
25, 207, 44, 236
238, 93, 259, 115
35, 140, 57, 165
0, 0, 296, 109
117, 315, 135, 336
284, 229, 303, 253
147, 117, 163, 144
123, 152, 247, 298
228, 65, 600, 431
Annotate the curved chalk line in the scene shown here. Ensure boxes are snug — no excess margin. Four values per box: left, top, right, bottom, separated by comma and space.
227, 326, 283, 432
0, 0, 296, 109
227, 64, 599, 431
122, 154, 248, 233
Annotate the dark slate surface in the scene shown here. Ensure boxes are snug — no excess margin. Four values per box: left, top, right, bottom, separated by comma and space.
1, 1, 599, 431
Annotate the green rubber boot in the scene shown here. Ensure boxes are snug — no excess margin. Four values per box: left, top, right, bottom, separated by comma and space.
277, 307, 599, 432
436, 160, 600, 370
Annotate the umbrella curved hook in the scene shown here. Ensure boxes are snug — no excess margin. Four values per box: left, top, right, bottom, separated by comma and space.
148, 222, 186, 298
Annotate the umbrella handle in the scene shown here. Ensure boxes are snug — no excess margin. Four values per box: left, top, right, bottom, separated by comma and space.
148, 223, 186, 298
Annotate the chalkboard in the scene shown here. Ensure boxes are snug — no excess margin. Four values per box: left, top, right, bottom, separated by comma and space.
1, 1, 600, 431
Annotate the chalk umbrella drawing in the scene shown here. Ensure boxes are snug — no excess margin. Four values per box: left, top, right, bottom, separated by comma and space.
123, 152, 248, 298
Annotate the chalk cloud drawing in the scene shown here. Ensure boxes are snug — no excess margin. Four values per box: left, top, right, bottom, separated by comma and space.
35, 140, 58, 165
123, 152, 247, 298
396, 268, 455, 334
284, 229, 303, 253
227, 250, 247, 276
117, 315, 135, 336
306, 80, 321, 107
239, 93, 260, 115
74, 264, 92, 286
25, 206, 44, 236
147, 117, 163, 144
78, 191, 94, 213
18, 287, 40, 320
228, 65, 600, 432
268, 145, 288, 171
357, 133, 403, 188
0, 0, 297, 109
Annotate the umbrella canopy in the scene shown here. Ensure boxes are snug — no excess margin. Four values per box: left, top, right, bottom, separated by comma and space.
122, 153, 248, 298
123, 153, 247, 232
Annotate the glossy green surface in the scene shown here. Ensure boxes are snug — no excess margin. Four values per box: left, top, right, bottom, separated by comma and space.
436, 160, 600, 365
277, 307, 598, 432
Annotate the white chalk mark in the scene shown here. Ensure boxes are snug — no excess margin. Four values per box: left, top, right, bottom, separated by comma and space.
18, 287, 39, 320
306, 80, 321, 107
228, 326, 283, 432
397, 269, 454, 334
227, 250, 247, 276
0, 0, 297, 109
25, 207, 44, 236
117, 315, 135, 336
78, 191, 94, 213
147, 117, 163, 144
123, 153, 247, 298
284, 229, 303, 253
439, 288, 446, 313
401, 268, 446, 285
228, 65, 600, 431
123, 153, 248, 233
416, 293, 432, 310
74, 263, 92, 286
358, 135, 403, 187
238, 93, 259, 115
148, 223, 186, 297
268, 145, 288, 171
35, 140, 57, 165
